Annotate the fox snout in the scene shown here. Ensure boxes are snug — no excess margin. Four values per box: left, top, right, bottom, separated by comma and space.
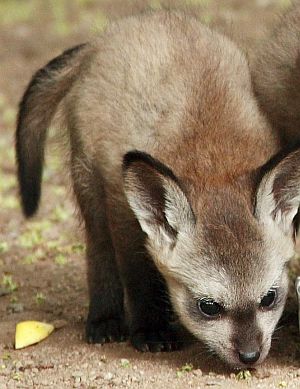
230, 310, 263, 366
231, 331, 263, 367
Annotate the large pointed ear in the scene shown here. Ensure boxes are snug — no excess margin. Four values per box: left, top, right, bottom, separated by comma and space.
122, 151, 196, 247
255, 149, 300, 237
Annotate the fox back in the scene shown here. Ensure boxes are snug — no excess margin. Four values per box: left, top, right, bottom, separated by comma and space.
251, 0, 300, 147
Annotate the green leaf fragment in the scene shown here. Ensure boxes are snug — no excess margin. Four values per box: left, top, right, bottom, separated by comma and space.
236, 370, 252, 380
120, 358, 130, 368
2, 275, 18, 292
176, 363, 193, 377
51, 205, 70, 222
1, 353, 11, 361
0, 242, 9, 254
55, 254, 67, 266
1, 195, 19, 210
71, 243, 85, 253
35, 292, 46, 305
19, 230, 43, 248
278, 381, 288, 388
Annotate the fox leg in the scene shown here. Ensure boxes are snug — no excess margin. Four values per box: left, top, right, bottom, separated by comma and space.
70, 151, 127, 343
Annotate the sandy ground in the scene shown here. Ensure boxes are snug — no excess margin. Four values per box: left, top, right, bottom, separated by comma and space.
1, 0, 300, 388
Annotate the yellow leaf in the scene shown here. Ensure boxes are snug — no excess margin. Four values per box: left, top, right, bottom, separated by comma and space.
15, 321, 54, 349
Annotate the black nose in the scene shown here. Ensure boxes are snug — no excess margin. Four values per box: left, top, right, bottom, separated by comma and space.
238, 351, 260, 364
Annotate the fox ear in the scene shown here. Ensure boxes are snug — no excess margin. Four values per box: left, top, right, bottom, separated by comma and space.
255, 149, 300, 237
122, 151, 195, 247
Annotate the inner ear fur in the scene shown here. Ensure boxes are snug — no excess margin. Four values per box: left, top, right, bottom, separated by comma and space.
122, 150, 195, 240
255, 148, 300, 234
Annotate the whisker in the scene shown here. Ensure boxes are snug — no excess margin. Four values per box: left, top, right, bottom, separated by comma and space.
273, 325, 284, 333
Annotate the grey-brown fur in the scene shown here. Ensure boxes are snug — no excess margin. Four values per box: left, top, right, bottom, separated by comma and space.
251, 0, 300, 147
16, 11, 300, 368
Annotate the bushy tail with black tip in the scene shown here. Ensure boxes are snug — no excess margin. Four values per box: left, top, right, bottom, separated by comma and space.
16, 43, 89, 217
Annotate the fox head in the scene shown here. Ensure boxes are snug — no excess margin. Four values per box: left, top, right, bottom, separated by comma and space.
123, 149, 300, 368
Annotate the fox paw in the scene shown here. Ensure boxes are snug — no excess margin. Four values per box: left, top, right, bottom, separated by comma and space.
131, 328, 181, 352
86, 318, 128, 344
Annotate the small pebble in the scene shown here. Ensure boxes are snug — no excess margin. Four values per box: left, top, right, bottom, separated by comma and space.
52, 319, 68, 329
15, 361, 23, 370
103, 372, 113, 381
254, 369, 271, 379
193, 369, 203, 377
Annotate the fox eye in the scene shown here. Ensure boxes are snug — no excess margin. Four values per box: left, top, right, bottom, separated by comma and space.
197, 298, 223, 318
260, 288, 277, 309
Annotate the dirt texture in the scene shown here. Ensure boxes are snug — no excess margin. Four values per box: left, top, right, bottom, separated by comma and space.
0, 1, 300, 388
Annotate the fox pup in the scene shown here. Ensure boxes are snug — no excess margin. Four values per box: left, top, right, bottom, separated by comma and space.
252, 0, 300, 147
16, 11, 300, 368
